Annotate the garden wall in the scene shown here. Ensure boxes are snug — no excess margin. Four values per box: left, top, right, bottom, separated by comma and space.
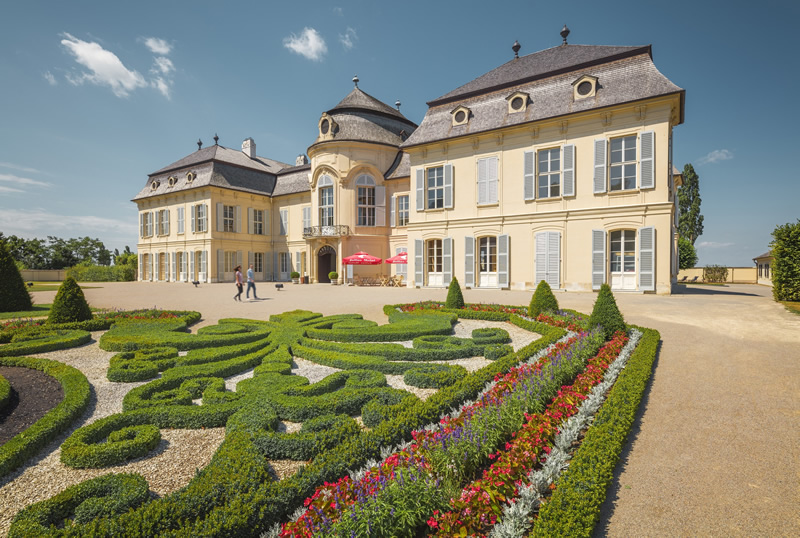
20, 270, 66, 282
677, 267, 757, 284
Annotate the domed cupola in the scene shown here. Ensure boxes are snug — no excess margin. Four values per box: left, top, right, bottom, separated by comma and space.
311, 76, 417, 149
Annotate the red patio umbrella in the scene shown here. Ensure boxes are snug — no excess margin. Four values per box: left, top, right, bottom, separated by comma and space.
342, 251, 383, 265
384, 252, 408, 264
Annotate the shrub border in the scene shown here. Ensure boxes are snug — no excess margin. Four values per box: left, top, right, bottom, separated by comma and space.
0, 355, 91, 478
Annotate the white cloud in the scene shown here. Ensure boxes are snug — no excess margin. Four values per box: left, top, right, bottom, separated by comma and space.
0, 162, 43, 174
152, 56, 174, 75
697, 241, 734, 249
697, 149, 733, 165
60, 33, 147, 97
44, 71, 57, 85
0, 208, 136, 245
0, 173, 52, 188
142, 37, 172, 55
339, 27, 357, 51
283, 28, 327, 61
333, 7, 343, 15
151, 77, 171, 99
0, 185, 25, 194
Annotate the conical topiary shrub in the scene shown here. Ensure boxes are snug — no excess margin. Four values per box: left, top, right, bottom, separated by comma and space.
528, 280, 559, 318
48, 276, 93, 324
587, 283, 626, 340
0, 243, 32, 313
445, 276, 465, 309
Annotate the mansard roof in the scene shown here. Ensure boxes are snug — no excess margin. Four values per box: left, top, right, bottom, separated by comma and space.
134, 144, 296, 201
272, 163, 311, 197
403, 44, 684, 149
310, 87, 418, 150
384, 151, 410, 180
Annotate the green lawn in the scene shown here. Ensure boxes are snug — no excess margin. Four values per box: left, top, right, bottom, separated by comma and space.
782, 301, 800, 316
24, 282, 101, 292
0, 304, 52, 319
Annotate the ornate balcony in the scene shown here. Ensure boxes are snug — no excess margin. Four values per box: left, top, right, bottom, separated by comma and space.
303, 225, 351, 238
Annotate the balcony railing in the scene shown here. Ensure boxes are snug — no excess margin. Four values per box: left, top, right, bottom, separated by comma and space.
303, 225, 351, 238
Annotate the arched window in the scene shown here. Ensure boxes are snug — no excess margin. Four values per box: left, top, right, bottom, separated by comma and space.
318, 174, 334, 227
356, 174, 376, 226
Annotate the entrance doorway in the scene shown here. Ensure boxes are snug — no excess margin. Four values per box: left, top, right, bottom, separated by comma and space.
610, 230, 636, 290
317, 245, 336, 283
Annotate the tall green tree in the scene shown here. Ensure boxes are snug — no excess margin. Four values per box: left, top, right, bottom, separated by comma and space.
677, 163, 704, 245
771, 219, 800, 302
678, 237, 698, 270
0, 243, 32, 312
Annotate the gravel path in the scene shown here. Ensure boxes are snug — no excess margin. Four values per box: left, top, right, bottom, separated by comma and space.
12, 281, 798, 536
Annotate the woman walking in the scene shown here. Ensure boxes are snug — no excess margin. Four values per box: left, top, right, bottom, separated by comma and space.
233, 265, 244, 301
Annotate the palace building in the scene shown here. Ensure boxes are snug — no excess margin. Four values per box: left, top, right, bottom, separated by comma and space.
135, 29, 685, 293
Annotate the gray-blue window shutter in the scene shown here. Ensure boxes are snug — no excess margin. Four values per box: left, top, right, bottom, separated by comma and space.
524, 150, 535, 200
390, 194, 396, 227
216, 203, 223, 232
562, 144, 575, 196
190, 206, 196, 233
265, 251, 272, 280
217, 249, 224, 282
237, 251, 242, 269
640, 131, 655, 189
295, 251, 301, 272
498, 234, 509, 289
273, 252, 278, 279
414, 239, 424, 287
202, 250, 209, 282
593, 139, 607, 193
535, 232, 547, 286
592, 230, 606, 290
375, 186, 386, 226
139, 213, 144, 238
189, 251, 195, 279
416, 169, 424, 211
248, 251, 253, 268
138, 254, 143, 280
443, 237, 453, 286
248, 208, 254, 234
444, 164, 453, 209
171, 252, 176, 281
464, 236, 475, 288
235, 206, 241, 233
639, 226, 655, 291
150, 255, 154, 281
547, 231, 560, 289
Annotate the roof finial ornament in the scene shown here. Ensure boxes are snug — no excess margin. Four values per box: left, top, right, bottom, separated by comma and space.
213, 133, 219, 145
560, 24, 570, 45
395, 100, 401, 110
512, 40, 521, 59
197, 139, 202, 150
352, 75, 359, 88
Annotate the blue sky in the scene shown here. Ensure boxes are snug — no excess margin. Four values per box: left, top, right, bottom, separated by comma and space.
1, 0, 797, 266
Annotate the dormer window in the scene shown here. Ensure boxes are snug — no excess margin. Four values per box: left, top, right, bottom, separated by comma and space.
186, 171, 196, 183
318, 113, 338, 139
150, 180, 160, 191
572, 75, 599, 100
506, 91, 530, 114
451, 106, 470, 126
168, 176, 177, 187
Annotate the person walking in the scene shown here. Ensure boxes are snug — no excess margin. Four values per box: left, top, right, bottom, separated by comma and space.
233, 265, 244, 301
246, 263, 259, 300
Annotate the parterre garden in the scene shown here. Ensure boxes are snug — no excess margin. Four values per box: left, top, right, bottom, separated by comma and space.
0, 279, 659, 537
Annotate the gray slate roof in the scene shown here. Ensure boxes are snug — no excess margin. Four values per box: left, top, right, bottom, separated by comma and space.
272, 164, 311, 196
385, 152, 410, 180
753, 251, 773, 261
134, 145, 303, 201
403, 44, 684, 149
310, 88, 418, 150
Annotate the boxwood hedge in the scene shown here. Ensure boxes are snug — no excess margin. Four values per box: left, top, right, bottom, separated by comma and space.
0, 373, 10, 413
0, 356, 90, 478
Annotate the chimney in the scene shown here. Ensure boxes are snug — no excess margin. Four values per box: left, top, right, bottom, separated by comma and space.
296, 154, 309, 166
242, 138, 256, 158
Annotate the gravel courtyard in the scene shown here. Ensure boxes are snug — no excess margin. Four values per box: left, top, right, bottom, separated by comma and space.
4, 281, 798, 537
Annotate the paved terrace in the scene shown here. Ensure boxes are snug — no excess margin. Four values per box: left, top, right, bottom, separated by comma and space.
30, 282, 800, 536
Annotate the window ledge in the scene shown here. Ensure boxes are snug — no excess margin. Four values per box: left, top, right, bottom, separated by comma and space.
477, 202, 499, 208
606, 189, 640, 196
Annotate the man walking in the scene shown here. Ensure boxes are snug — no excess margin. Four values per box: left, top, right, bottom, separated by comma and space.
246, 263, 259, 300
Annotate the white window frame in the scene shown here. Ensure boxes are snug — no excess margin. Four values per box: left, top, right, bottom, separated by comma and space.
356, 175, 376, 226
538, 147, 561, 199
427, 166, 445, 209
223, 205, 235, 233
319, 175, 334, 227
397, 195, 409, 226
254, 252, 263, 273
253, 209, 264, 235
609, 135, 638, 192
478, 236, 498, 287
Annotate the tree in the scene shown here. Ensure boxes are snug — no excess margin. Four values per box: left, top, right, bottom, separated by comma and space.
0, 242, 32, 312
677, 163, 704, 245
678, 237, 698, 270
529, 280, 559, 317
588, 284, 626, 340
445, 277, 465, 309
47, 276, 93, 324
771, 219, 800, 302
